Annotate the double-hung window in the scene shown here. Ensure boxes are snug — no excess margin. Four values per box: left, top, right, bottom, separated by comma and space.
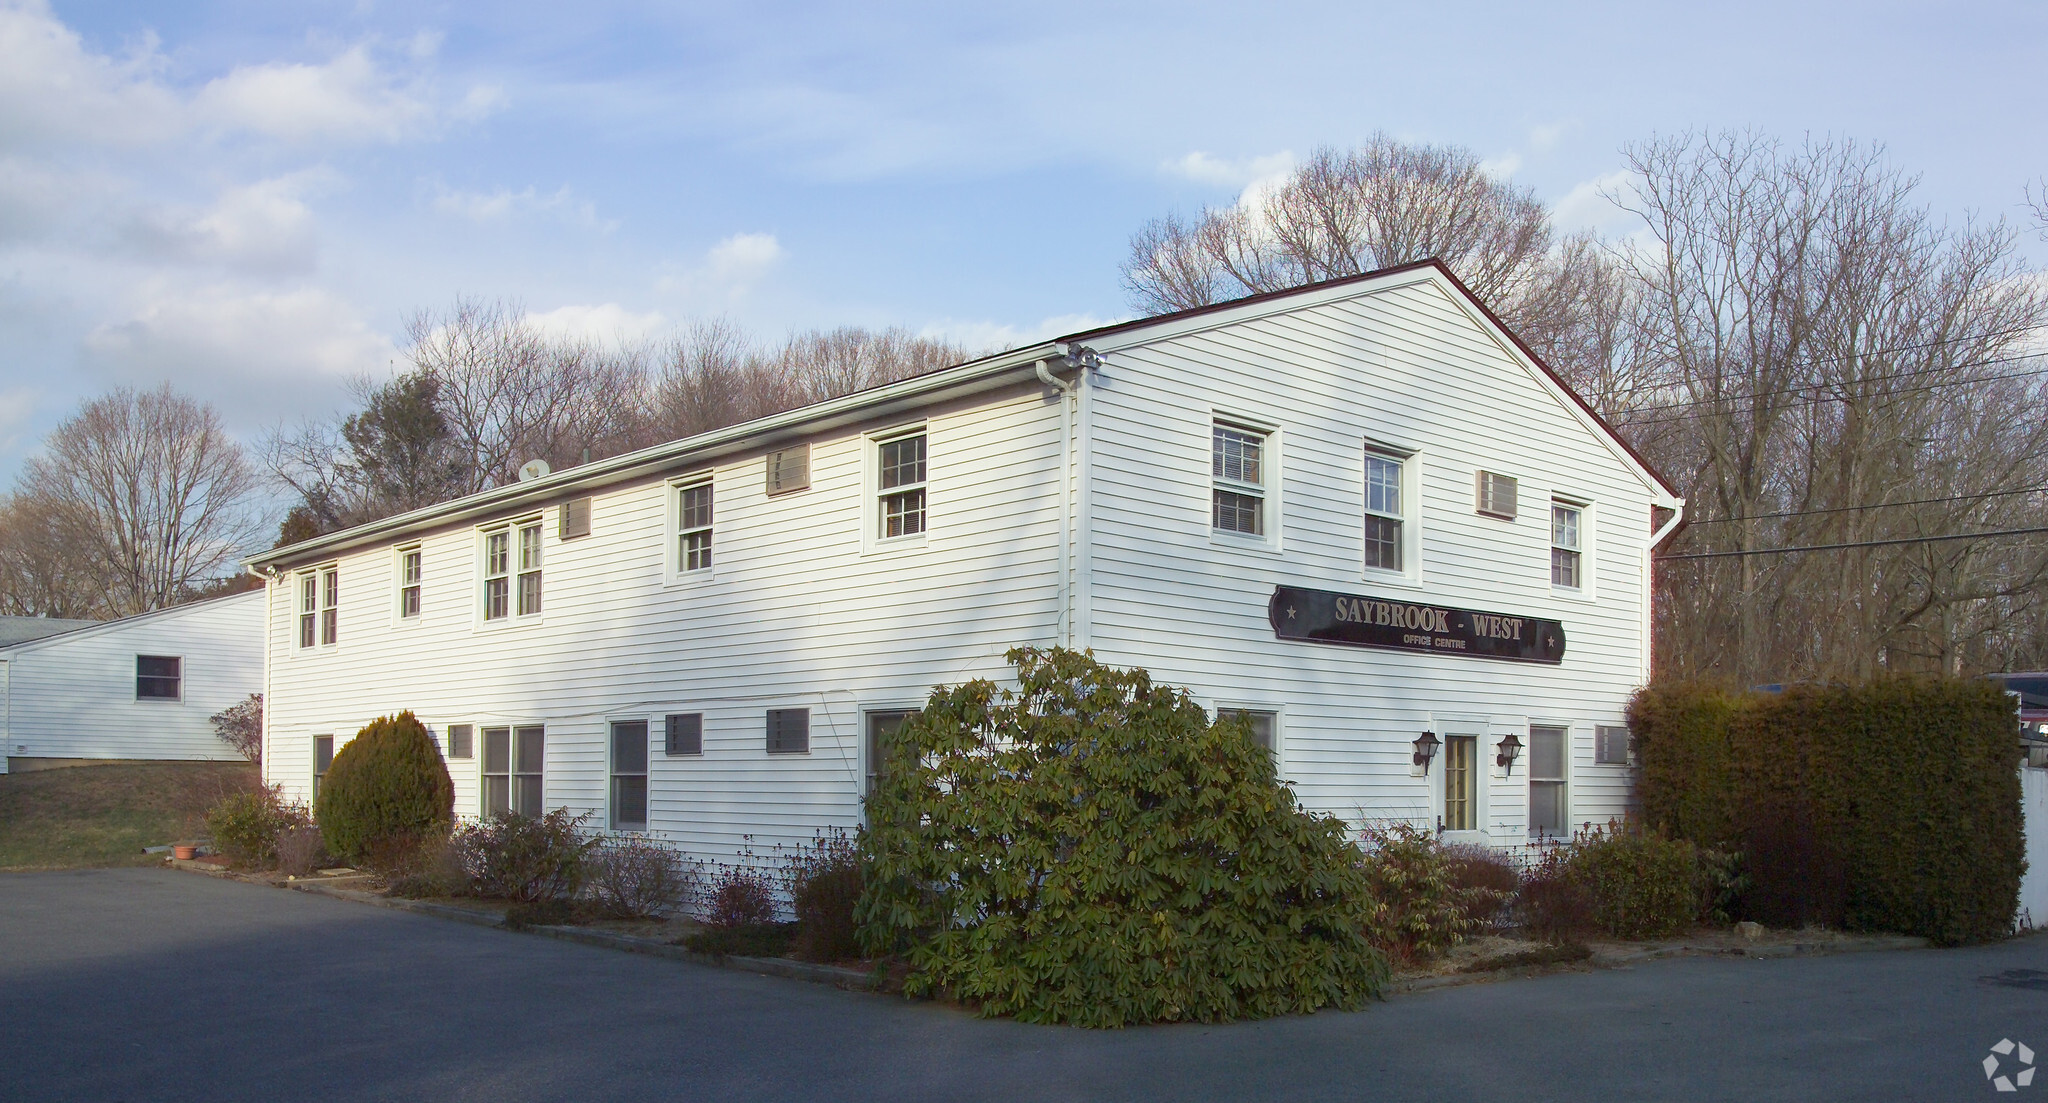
398, 547, 422, 619
610, 720, 649, 831
1551, 503, 1583, 589
482, 725, 545, 816
1528, 725, 1568, 836
1212, 423, 1266, 536
298, 566, 338, 647
483, 520, 542, 621
1364, 451, 1405, 572
878, 433, 927, 539
677, 481, 713, 572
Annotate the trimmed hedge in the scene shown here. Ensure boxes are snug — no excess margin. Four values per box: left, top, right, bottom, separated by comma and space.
315, 711, 455, 867
856, 647, 1389, 1026
1630, 677, 2023, 944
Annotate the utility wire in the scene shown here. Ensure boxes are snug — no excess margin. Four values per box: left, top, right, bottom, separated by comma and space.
1576, 319, 2048, 405
1655, 526, 2048, 561
1613, 352, 2048, 427
1685, 485, 2048, 527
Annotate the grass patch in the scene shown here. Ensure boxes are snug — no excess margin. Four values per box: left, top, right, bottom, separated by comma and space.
0, 762, 260, 870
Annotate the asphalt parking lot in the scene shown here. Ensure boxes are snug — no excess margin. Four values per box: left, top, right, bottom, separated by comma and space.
2, 868, 2043, 1102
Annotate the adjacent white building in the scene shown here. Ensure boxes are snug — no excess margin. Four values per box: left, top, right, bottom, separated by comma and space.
1, 590, 264, 773
251, 262, 1684, 857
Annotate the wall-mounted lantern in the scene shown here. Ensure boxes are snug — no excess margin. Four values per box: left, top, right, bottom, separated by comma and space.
1413, 731, 1440, 769
1496, 731, 1524, 774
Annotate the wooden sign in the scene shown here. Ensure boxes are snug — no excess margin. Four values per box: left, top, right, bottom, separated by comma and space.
1268, 585, 1565, 664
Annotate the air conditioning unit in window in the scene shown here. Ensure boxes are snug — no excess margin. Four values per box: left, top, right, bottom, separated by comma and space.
1476, 471, 1518, 520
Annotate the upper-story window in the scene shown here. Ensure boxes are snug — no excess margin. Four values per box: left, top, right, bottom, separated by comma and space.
1363, 452, 1405, 572
483, 519, 543, 621
397, 547, 422, 619
677, 480, 713, 572
1551, 503, 1583, 589
878, 433, 927, 539
1212, 422, 1266, 536
298, 566, 337, 648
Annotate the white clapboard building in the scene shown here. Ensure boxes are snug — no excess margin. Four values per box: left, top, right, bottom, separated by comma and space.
250, 261, 1684, 856
1, 590, 264, 773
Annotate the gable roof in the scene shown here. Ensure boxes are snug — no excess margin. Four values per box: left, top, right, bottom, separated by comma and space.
252, 258, 1676, 572
0, 616, 98, 648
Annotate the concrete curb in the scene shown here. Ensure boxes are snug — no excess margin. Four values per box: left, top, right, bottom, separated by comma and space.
1389, 933, 1932, 995
276, 877, 880, 991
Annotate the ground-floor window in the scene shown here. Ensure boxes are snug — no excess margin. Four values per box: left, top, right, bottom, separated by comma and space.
1528, 725, 1568, 836
313, 735, 334, 800
1215, 707, 1277, 757
482, 725, 545, 816
864, 709, 921, 796
610, 720, 648, 831
1442, 735, 1475, 831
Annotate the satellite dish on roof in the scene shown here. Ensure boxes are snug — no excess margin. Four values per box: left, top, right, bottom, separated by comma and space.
517, 458, 552, 482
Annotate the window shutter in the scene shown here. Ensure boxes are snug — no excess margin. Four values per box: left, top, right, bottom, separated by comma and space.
766, 708, 810, 754
447, 724, 474, 759
766, 445, 810, 495
1476, 471, 1519, 520
558, 496, 592, 539
665, 713, 703, 756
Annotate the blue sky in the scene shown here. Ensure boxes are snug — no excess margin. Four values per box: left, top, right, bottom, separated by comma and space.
2, 0, 2043, 478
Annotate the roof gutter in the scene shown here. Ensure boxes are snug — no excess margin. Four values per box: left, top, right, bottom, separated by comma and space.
249, 339, 1069, 573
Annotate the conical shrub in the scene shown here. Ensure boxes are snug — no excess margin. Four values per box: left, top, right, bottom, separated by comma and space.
316, 711, 455, 867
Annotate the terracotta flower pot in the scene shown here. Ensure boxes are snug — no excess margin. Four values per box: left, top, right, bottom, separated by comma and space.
172, 845, 197, 861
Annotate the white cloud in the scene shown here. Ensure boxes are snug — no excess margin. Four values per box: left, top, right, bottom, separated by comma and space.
432, 183, 609, 230
705, 232, 783, 280
1164, 151, 1294, 190
655, 232, 787, 306
81, 284, 396, 420
523, 302, 666, 345
119, 172, 329, 274
192, 44, 434, 143
1479, 152, 1522, 180
918, 312, 1118, 354
1528, 122, 1569, 152
1550, 170, 1638, 237
0, 1, 179, 149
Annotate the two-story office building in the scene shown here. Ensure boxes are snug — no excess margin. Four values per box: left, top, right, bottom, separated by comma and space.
251, 260, 1684, 859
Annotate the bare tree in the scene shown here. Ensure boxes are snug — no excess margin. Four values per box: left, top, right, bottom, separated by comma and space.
1610, 131, 2048, 682
0, 493, 118, 617
19, 385, 260, 616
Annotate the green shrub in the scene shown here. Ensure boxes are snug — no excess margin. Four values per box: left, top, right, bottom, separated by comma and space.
1356, 824, 1506, 963
857, 647, 1389, 1027
314, 712, 455, 867
205, 786, 311, 869
1632, 677, 2023, 944
1565, 824, 1700, 939
454, 810, 595, 903
782, 829, 863, 962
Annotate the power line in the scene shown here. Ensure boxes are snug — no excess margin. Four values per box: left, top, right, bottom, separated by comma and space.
1577, 319, 2048, 405
1685, 486, 2048, 527
1614, 352, 2048, 427
1655, 526, 2048, 561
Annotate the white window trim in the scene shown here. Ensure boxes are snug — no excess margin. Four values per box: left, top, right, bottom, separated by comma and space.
475, 516, 545, 629
478, 722, 546, 819
664, 472, 717, 585
392, 544, 423, 627
1526, 719, 1573, 840
1208, 412, 1283, 555
1212, 702, 1284, 775
294, 564, 340, 652
134, 653, 183, 703
1550, 496, 1596, 601
862, 423, 930, 556
1362, 441, 1421, 587
607, 715, 652, 833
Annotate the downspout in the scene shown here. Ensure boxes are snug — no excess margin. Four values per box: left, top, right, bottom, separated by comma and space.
1036, 359, 1076, 647
247, 563, 276, 789
1644, 500, 1687, 684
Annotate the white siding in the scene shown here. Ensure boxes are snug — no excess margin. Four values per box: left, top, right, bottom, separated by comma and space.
263, 386, 1065, 864
2, 591, 263, 766
1079, 273, 1658, 846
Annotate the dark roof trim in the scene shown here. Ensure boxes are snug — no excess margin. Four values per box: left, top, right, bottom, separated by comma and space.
1060, 258, 1680, 498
